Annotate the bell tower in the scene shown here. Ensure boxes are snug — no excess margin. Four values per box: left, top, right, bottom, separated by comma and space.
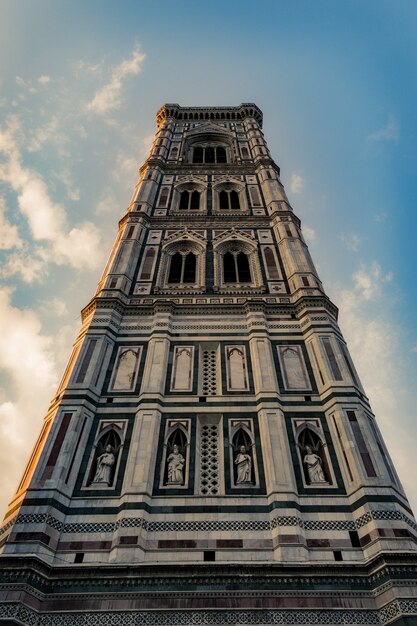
1, 104, 417, 625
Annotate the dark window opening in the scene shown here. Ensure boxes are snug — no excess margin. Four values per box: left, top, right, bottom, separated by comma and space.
302, 276, 310, 286
190, 190, 200, 211
168, 253, 182, 283
230, 190, 240, 210
217, 146, 227, 163
74, 552, 84, 563
179, 190, 200, 211
349, 531, 361, 548
223, 252, 251, 283
168, 252, 196, 284
219, 190, 229, 211
333, 550, 343, 561
223, 252, 252, 283
183, 253, 196, 283
179, 190, 189, 210
219, 189, 240, 211
192, 145, 228, 164
205, 146, 215, 163
224, 252, 237, 283
193, 146, 203, 163
204, 551, 215, 561
237, 252, 251, 282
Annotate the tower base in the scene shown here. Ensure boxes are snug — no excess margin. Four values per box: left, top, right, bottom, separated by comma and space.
1, 554, 417, 625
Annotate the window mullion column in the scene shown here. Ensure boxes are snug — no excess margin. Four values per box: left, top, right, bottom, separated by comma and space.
180, 253, 186, 283
233, 253, 239, 283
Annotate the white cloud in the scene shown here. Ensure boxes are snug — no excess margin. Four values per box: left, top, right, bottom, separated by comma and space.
368, 115, 399, 142
0, 287, 58, 510
0, 248, 47, 283
38, 75, 51, 84
0, 115, 104, 272
290, 172, 304, 194
303, 226, 316, 243
352, 261, 393, 301
0, 197, 22, 249
95, 191, 118, 215
86, 46, 145, 116
39, 297, 68, 317
374, 212, 388, 222
340, 232, 361, 252
27, 116, 60, 152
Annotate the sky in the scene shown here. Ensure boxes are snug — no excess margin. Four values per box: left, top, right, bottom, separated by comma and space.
0, 0, 417, 519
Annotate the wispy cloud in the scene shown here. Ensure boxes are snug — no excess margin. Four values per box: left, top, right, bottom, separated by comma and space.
86, 46, 145, 116
290, 171, 304, 194
0, 197, 22, 249
0, 115, 104, 275
352, 261, 393, 300
303, 225, 316, 243
368, 115, 399, 142
340, 232, 361, 252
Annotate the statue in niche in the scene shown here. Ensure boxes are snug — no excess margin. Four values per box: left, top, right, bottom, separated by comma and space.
234, 445, 252, 484
166, 444, 185, 485
302, 444, 327, 484
92, 445, 116, 485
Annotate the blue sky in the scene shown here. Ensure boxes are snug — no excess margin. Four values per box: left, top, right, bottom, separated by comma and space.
0, 0, 416, 517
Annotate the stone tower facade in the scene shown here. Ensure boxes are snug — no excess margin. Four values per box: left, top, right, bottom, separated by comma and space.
1, 104, 417, 625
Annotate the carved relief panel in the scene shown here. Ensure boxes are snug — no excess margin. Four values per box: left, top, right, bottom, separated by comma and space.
277, 345, 311, 391
170, 346, 195, 392
109, 346, 142, 391
225, 345, 249, 391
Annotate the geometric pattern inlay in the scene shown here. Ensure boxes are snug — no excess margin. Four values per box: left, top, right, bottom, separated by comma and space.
9, 510, 417, 536
0, 604, 398, 625
355, 510, 417, 532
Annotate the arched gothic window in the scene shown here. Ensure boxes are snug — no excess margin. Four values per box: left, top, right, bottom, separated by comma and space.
192, 145, 229, 164
219, 189, 240, 211
178, 190, 200, 211
168, 251, 197, 284
223, 251, 251, 283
